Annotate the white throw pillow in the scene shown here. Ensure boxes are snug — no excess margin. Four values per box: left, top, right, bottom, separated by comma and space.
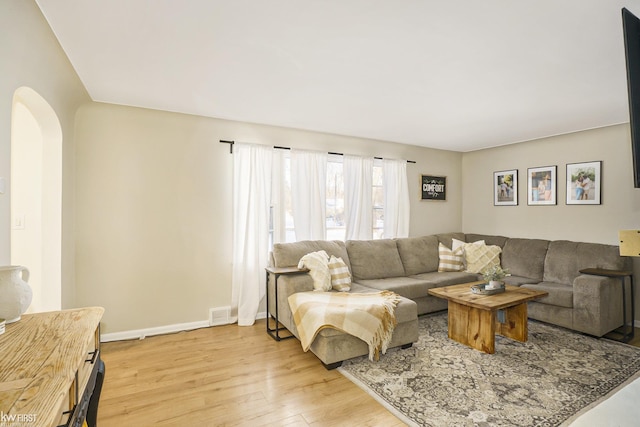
451, 238, 467, 251
328, 255, 351, 292
298, 250, 332, 291
464, 244, 502, 274
438, 243, 465, 272
452, 238, 485, 251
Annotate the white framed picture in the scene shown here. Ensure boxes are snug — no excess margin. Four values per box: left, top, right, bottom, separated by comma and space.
494, 169, 518, 206
566, 161, 602, 205
527, 166, 557, 206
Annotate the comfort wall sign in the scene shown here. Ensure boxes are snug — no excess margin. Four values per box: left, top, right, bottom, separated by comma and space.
421, 175, 446, 200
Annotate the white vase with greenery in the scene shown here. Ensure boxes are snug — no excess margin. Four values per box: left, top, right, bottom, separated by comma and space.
482, 265, 510, 289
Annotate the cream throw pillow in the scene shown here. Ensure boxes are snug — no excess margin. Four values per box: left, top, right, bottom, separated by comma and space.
438, 243, 464, 272
464, 244, 502, 274
452, 238, 485, 268
328, 255, 351, 292
298, 250, 332, 291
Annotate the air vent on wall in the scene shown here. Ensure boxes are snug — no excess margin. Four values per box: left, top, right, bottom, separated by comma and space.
209, 306, 231, 326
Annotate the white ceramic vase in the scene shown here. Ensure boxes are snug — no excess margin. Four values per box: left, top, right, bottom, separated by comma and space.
0, 265, 32, 323
488, 280, 503, 290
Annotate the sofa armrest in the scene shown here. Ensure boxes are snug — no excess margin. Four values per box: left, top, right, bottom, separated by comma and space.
572, 274, 624, 336
267, 273, 314, 338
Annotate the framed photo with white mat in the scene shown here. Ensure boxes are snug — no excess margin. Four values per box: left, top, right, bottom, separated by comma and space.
527, 165, 557, 205
494, 169, 518, 206
566, 161, 601, 205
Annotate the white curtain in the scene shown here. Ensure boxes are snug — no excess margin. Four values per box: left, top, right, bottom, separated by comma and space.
270, 149, 286, 244
231, 143, 273, 326
344, 155, 373, 240
291, 149, 327, 240
383, 158, 410, 238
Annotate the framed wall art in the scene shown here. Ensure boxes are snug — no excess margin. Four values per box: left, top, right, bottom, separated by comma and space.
527, 166, 557, 205
494, 169, 518, 206
421, 175, 446, 200
566, 161, 602, 205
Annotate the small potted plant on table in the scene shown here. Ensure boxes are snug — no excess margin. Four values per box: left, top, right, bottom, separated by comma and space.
482, 265, 510, 291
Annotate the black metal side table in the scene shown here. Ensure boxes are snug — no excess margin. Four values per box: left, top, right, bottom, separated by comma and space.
265, 266, 309, 341
579, 268, 635, 342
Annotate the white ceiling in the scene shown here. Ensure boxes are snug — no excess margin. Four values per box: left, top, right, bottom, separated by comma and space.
35, 0, 640, 152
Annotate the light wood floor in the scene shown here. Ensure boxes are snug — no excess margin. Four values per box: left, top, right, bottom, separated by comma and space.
98, 319, 404, 426
98, 320, 640, 427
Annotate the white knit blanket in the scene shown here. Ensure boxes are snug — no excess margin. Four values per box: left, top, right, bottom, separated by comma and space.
288, 290, 400, 361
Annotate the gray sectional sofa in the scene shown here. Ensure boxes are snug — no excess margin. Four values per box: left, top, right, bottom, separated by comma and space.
267, 232, 631, 368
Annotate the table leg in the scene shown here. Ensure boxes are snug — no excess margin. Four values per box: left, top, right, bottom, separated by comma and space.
631, 275, 636, 341
266, 271, 294, 341
619, 276, 635, 342
495, 303, 528, 342
448, 301, 496, 354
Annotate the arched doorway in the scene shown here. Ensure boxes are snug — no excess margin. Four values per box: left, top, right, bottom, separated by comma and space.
11, 87, 62, 313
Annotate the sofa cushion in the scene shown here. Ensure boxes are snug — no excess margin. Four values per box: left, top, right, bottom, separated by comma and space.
465, 234, 508, 248
346, 239, 405, 280
437, 243, 464, 272
502, 276, 538, 286
501, 238, 549, 282
396, 235, 439, 275
522, 282, 573, 308
355, 276, 435, 300
464, 244, 502, 274
543, 240, 630, 284
272, 240, 350, 269
435, 232, 466, 251
409, 271, 480, 287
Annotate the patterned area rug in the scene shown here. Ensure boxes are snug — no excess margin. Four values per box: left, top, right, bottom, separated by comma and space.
339, 312, 640, 427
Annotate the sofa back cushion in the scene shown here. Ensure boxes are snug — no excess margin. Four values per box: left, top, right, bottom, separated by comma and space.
501, 238, 549, 281
346, 239, 406, 280
272, 240, 350, 269
465, 233, 508, 248
396, 235, 440, 275
543, 240, 631, 284
434, 233, 466, 251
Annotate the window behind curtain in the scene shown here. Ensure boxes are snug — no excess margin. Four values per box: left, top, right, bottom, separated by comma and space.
269, 152, 386, 244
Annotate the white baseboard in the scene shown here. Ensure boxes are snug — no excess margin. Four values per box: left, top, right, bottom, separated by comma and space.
101, 319, 212, 342
100, 311, 268, 342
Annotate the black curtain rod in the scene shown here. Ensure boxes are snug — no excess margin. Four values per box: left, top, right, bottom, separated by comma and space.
220, 140, 416, 163
220, 139, 235, 153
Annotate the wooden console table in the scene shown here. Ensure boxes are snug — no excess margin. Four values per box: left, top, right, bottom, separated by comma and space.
0, 307, 105, 427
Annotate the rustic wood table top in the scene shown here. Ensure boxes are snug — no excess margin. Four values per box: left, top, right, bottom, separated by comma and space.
428, 281, 548, 311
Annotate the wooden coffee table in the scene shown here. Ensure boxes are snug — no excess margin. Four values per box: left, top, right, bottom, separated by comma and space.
428, 281, 548, 354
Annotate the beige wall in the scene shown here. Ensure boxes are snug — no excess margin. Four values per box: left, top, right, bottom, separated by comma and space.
0, 0, 90, 307
462, 124, 640, 321
74, 102, 463, 334
462, 124, 640, 243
